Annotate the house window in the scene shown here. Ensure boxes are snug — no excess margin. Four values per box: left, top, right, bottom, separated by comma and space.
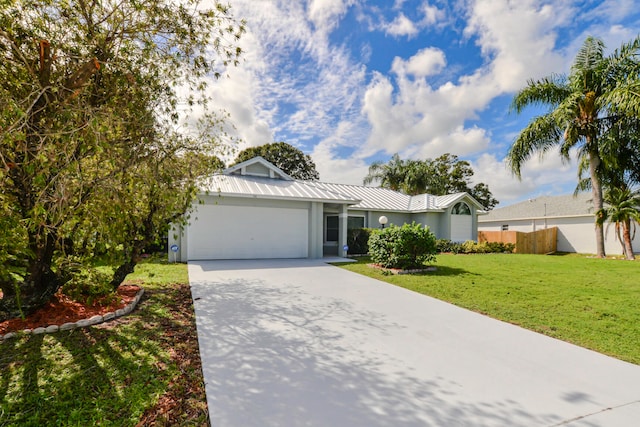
501, 224, 509, 231
348, 216, 365, 230
452, 202, 471, 215
325, 215, 366, 242
326, 216, 339, 242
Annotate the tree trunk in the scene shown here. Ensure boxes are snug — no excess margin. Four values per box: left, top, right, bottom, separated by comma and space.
622, 218, 635, 260
0, 243, 61, 322
110, 260, 137, 291
589, 153, 606, 258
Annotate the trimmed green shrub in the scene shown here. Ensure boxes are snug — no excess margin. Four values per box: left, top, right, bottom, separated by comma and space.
368, 222, 437, 269
347, 228, 371, 255
436, 239, 515, 254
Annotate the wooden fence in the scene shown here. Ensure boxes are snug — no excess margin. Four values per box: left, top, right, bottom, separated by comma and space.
478, 227, 557, 254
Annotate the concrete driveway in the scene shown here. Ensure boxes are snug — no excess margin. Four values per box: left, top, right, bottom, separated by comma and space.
188, 259, 640, 427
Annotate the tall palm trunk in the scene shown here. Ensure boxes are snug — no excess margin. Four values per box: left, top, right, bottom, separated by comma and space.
588, 151, 606, 258
622, 218, 635, 260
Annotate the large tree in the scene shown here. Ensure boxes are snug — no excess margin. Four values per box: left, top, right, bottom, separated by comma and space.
507, 36, 640, 258
363, 153, 498, 209
0, 0, 244, 320
233, 142, 320, 180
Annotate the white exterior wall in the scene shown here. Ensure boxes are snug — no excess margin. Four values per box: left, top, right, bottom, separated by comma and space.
479, 216, 640, 255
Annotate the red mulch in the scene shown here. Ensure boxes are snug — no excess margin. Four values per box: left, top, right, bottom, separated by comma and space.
0, 284, 140, 335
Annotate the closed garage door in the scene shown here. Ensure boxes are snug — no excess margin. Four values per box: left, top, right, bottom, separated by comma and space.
187, 204, 309, 260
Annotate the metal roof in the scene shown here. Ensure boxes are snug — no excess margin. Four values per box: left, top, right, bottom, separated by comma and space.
480, 193, 594, 222
199, 175, 358, 203
199, 156, 484, 212
309, 182, 413, 211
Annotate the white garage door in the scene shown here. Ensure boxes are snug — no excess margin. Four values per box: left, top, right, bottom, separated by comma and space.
187, 205, 309, 260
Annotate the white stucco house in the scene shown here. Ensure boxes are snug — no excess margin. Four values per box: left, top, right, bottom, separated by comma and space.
169, 156, 486, 261
478, 193, 640, 255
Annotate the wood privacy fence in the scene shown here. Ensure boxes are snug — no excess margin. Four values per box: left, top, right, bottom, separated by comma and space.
478, 227, 557, 254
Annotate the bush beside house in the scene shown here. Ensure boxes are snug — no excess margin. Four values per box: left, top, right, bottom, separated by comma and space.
368, 223, 437, 269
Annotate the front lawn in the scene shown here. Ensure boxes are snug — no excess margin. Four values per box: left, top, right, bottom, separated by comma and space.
0, 258, 208, 426
339, 254, 640, 365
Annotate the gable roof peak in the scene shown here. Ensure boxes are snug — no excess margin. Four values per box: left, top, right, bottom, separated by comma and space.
223, 156, 293, 181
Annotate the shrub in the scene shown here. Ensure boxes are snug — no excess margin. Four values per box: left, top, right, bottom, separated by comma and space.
59, 258, 116, 305
436, 239, 515, 254
368, 222, 437, 269
347, 228, 371, 255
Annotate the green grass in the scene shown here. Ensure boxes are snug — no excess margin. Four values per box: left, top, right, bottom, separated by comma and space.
0, 257, 207, 426
339, 254, 640, 365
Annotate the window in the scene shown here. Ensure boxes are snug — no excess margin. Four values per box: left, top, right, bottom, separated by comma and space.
348, 216, 365, 230
452, 202, 471, 215
501, 224, 509, 231
326, 216, 339, 242
326, 215, 366, 242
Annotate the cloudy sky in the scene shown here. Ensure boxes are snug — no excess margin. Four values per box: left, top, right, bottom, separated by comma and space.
202, 0, 640, 207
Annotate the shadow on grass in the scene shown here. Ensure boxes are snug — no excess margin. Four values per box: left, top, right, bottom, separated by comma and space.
413, 265, 476, 277
0, 284, 201, 426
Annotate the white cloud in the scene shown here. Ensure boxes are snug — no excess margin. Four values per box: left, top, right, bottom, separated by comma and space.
391, 47, 446, 78
420, 2, 445, 26
384, 13, 420, 38
471, 147, 579, 206
361, 0, 572, 166
308, 0, 355, 35
382, 2, 445, 38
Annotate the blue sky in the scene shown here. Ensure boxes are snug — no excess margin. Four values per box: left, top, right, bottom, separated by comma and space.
202, 0, 640, 207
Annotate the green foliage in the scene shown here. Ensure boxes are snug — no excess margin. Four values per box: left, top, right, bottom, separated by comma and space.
435, 239, 514, 254
347, 228, 371, 255
507, 35, 640, 258
233, 142, 320, 180
0, 0, 245, 318
368, 223, 437, 269
60, 264, 115, 305
363, 153, 498, 209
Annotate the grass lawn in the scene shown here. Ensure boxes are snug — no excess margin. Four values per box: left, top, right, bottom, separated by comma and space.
0, 257, 207, 426
339, 254, 640, 365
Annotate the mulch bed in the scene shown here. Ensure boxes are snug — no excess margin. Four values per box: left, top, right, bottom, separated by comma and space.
0, 284, 140, 335
368, 263, 437, 274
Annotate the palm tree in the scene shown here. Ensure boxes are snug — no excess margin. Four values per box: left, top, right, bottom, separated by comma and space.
597, 186, 640, 260
363, 153, 408, 191
508, 36, 640, 258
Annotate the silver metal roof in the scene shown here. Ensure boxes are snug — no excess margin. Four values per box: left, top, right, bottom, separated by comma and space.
480, 193, 594, 222
309, 182, 413, 211
199, 156, 484, 212
199, 175, 358, 203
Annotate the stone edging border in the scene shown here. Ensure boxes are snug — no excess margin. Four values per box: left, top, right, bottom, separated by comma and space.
1, 288, 145, 341
368, 264, 437, 275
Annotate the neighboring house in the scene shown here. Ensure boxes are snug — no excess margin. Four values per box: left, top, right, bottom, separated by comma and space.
169, 156, 485, 261
478, 193, 640, 255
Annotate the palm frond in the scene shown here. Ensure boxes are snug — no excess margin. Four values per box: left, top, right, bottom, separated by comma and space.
507, 114, 563, 177
510, 75, 570, 113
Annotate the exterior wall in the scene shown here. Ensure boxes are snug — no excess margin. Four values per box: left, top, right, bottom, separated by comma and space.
479, 216, 640, 255
410, 212, 442, 237
364, 211, 413, 230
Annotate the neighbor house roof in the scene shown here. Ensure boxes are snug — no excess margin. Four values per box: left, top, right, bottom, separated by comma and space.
199, 157, 486, 213
479, 193, 594, 222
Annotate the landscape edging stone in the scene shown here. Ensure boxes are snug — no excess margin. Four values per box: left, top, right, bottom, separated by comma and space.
1, 288, 145, 340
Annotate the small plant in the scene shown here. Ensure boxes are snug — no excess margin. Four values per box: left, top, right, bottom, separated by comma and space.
59, 258, 116, 305
368, 222, 437, 269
